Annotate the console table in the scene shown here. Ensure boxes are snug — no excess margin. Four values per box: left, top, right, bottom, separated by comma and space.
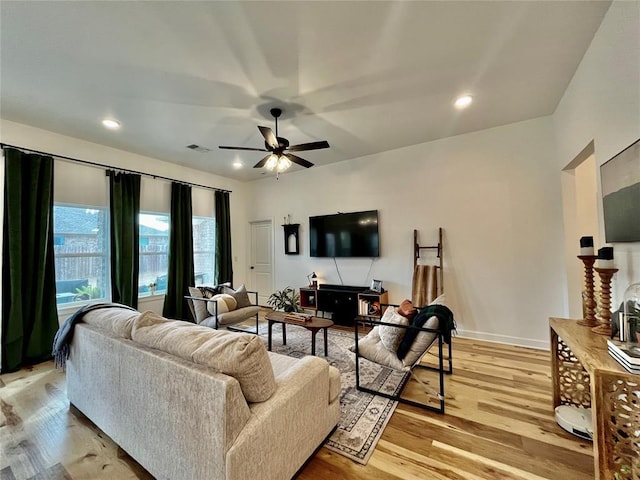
549, 318, 639, 479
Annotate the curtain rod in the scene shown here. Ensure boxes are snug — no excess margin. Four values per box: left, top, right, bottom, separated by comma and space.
0, 143, 232, 194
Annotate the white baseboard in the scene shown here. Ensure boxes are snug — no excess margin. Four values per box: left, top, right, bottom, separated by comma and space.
455, 329, 549, 351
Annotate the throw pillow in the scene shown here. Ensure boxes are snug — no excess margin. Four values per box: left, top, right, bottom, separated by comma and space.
199, 285, 222, 298
378, 307, 409, 352
189, 287, 210, 323
233, 284, 252, 309
398, 299, 417, 321
207, 293, 237, 316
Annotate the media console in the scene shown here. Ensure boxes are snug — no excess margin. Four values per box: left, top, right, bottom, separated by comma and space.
299, 284, 387, 325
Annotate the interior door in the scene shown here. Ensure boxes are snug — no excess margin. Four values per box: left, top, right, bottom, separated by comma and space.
249, 220, 273, 305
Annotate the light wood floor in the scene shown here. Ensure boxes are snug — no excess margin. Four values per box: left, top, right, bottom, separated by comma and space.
0, 335, 594, 480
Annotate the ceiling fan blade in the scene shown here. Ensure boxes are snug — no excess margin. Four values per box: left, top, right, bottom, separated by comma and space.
285, 153, 314, 168
253, 154, 272, 169
287, 140, 330, 152
258, 126, 278, 149
218, 146, 268, 152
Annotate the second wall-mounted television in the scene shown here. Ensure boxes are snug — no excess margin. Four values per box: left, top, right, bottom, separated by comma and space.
309, 210, 379, 258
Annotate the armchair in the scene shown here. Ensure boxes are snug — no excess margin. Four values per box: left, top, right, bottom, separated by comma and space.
352, 295, 454, 413
185, 284, 260, 334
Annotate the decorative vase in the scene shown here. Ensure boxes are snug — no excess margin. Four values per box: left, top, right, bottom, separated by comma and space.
150, 286, 156, 295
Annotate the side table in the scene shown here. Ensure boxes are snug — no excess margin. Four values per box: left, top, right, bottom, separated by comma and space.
550, 317, 640, 479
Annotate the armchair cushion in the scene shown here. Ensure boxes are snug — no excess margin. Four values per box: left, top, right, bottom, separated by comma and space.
349, 327, 407, 371
200, 306, 260, 328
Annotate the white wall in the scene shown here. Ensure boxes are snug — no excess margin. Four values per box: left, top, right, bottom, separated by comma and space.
0, 119, 250, 321
247, 116, 565, 349
553, 0, 640, 308
1, 0, 637, 347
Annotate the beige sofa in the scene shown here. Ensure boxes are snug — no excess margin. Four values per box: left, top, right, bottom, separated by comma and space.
66, 307, 341, 480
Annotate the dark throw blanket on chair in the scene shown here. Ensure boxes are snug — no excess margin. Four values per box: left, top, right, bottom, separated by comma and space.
396, 304, 456, 360
53, 302, 137, 368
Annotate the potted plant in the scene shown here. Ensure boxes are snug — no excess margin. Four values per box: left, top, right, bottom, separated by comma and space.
148, 282, 157, 295
74, 285, 101, 301
267, 287, 303, 313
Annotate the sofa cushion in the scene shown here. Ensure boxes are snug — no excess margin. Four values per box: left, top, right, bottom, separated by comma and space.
132, 311, 220, 355
82, 307, 140, 339
188, 287, 210, 324
132, 311, 276, 402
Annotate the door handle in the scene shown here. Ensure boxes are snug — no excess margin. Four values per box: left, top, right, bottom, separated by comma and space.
250, 266, 255, 269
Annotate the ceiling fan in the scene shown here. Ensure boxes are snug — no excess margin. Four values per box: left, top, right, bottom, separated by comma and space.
219, 108, 329, 172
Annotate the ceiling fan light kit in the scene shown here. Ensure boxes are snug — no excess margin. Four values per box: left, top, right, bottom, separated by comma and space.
219, 107, 329, 175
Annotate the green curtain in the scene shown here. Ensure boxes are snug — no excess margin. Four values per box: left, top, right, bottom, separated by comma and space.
108, 171, 141, 308
163, 182, 194, 320
215, 190, 233, 285
1, 148, 59, 373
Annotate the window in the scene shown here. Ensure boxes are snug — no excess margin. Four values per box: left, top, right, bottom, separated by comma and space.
54, 208, 214, 302
139, 213, 170, 294
53, 205, 108, 306
193, 216, 215, 286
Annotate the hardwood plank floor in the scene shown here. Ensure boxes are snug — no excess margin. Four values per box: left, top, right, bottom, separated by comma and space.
0, 336, 594, 479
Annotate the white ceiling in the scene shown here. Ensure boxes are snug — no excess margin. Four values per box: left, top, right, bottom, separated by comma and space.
1, 1, 611, 181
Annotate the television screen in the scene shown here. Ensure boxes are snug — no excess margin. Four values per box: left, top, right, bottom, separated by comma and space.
601, 138, 640, 243
309, 210, 379, 257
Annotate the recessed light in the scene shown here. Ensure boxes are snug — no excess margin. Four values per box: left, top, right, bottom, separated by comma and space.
454, 95, 473, 109
232, 160, 243, 169
102, 118, 121, 130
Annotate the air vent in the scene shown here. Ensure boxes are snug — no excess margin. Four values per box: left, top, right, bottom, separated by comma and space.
186, 144, 212, 153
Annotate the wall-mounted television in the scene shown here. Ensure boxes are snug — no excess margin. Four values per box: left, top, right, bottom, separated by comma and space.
309, 210, 379, 257
600, 138, 640, 243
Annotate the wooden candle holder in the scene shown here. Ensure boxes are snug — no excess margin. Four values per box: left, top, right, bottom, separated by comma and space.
591, 267, 618, 336
577, 255, 598, 327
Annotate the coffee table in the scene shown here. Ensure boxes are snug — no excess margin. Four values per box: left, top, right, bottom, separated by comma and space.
265, 311, 334, 356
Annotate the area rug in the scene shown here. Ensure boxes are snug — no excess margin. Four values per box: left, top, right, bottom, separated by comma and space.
259, 323, 408, 465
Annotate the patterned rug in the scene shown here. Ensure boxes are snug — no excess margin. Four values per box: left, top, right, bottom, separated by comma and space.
259, 323, 408, 465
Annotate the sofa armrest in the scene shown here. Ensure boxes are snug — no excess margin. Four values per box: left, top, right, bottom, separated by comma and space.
225, 356, 335, 480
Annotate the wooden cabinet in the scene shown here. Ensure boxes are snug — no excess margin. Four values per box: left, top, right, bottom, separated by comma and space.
357, 291, 389, 319
299, 287, 317, 313
299, 284, 376, 325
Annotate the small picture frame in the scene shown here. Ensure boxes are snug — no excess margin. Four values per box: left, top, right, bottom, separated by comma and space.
371, 279, 383, 293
